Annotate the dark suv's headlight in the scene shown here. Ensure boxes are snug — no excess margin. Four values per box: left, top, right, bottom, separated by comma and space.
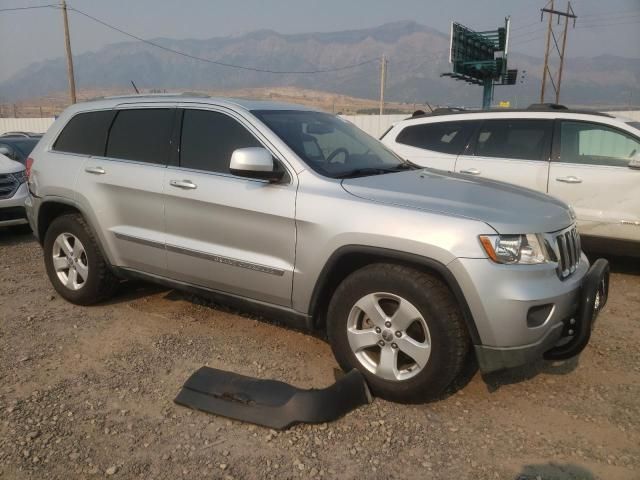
10, 170, 28, 184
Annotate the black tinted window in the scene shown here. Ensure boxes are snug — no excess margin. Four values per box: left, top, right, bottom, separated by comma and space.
106, 109, 174, 164
474, 120, 552, 161
54, 110, 115, 156
180, 110, 260, 173
396, 121, 475, 155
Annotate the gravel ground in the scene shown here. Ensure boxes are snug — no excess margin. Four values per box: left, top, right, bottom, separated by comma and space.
0, 227, 639, 480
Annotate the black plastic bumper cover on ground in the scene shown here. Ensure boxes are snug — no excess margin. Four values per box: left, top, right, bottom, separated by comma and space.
174, 367, 372, 430
544, 258, 610, 361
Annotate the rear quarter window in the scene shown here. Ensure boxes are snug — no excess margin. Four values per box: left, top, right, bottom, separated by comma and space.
395, 121, 475, 155
53, 110, 116, 156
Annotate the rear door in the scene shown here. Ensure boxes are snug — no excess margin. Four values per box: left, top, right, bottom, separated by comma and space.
454, 119, 553, 192
548, 119, 640, 242
74, 106, 176, 276
388, 120, 476, 171
162, 107, 297, 306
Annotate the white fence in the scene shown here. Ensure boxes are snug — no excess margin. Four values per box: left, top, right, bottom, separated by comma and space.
1, 111, 638, 139
0, 118, 55, 135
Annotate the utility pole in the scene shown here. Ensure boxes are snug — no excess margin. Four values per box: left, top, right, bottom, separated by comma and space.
61, 0, 77, 104
539, 1, 576, 104
379, 55, 387, 115
540, 0, 554, 103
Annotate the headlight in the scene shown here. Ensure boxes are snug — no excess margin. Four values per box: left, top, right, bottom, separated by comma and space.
479, 234, 550, 265
10, 170, 28, 184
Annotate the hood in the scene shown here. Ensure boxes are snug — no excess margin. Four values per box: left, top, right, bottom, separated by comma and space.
0, 153, 24, 174
341, 169, 573, 234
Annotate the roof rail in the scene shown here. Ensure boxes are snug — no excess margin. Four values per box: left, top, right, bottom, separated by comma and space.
527, 103, 569, 111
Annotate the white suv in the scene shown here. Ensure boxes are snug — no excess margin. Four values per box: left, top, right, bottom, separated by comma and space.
382, 106, 640, 255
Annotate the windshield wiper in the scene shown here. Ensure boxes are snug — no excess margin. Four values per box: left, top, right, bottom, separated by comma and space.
334, 167, 399, 179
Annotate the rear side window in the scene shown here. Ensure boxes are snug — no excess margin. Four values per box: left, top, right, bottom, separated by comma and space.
53, 110, 115, 156
395, 121, 475, 155
180, 109, 261, 174
106, 109, 174, 164
473, 119, 552, 161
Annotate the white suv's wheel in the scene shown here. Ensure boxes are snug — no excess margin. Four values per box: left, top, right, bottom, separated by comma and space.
327, 263, 470, 403
43, 214, 118, 305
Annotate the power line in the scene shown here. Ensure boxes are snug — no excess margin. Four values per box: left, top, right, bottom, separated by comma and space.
0, 4, 58, 13
580, 9, 640, 18
67, 6, 380, 75
576, 19, 640, 29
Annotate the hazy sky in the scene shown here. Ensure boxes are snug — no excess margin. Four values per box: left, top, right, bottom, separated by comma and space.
1, 0, 639, 82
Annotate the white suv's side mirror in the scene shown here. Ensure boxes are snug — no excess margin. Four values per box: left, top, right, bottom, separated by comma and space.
629, 153, 640, 170
229, 147, 285, 182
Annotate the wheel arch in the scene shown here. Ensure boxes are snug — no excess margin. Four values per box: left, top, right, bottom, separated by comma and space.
37, 198, 116, 273
308, 245, 481, 345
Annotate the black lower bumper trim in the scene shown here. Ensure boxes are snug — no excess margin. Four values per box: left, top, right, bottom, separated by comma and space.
0, 206, 26, 222
174, 367, 372, 430
544, 258, 610, 361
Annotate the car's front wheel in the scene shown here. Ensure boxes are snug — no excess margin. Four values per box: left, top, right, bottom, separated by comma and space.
327, 263, 470, 403
43, 214, 118, 305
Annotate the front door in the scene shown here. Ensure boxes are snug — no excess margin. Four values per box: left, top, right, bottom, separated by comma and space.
455, 119, 553, 192
548, 120, 640, 242
163, 107, 297, 307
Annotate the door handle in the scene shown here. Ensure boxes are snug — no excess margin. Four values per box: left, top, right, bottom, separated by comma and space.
460, 168, 481, 175
170, 179, 197, 190
84, 166, 105, 175
556, 176, 582, 184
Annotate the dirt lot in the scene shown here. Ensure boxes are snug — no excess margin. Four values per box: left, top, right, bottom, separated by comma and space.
0, 228, 638, 480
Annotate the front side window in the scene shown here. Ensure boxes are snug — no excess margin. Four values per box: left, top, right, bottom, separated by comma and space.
180, 110, 261, 174
253, 110, 411, 178
395, 121, 476, 155
106, 109, 174, 164
560, 121, 640, 167
473, 119, 552, 161
53, 110, 116, 156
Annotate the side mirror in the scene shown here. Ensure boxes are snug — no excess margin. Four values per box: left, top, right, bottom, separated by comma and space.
0, 146, 11, 156
629, 155, 640, 170
229, 147, 284, 182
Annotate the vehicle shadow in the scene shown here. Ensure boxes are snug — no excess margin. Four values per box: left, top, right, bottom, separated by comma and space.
98, 280, 169, 306
515, 462, 595, 480
585, 250, 640, 275
481, 356, 580, 393
0, 225, 35, 246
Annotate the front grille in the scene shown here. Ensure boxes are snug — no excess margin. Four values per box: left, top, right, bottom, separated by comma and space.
0, 174, 19, 199
553, 225, 581, 279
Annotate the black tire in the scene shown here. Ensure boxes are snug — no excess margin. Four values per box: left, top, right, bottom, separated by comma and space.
327, 263, 469, 403
43, 213, 118, 305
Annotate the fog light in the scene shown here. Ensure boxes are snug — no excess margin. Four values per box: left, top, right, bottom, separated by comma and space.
527, 304, 553, 327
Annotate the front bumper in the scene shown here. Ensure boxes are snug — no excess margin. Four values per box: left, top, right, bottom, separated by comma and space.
0, 182, 29, 227
449, 253, 608, 373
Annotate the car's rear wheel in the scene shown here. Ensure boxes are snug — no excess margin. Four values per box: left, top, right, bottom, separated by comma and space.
43, 214, 118, 305
327, 263, 469, 403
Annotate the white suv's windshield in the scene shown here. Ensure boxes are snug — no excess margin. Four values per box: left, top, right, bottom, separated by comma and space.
253, 110, 415, 178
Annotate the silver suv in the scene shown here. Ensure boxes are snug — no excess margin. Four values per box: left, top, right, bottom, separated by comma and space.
25, 96, 609, 402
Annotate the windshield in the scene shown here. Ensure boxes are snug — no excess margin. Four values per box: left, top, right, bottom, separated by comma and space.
253, 110, 412, 178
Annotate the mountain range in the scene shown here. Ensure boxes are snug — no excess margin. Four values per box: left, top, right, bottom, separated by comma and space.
1, 21, 638, 107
